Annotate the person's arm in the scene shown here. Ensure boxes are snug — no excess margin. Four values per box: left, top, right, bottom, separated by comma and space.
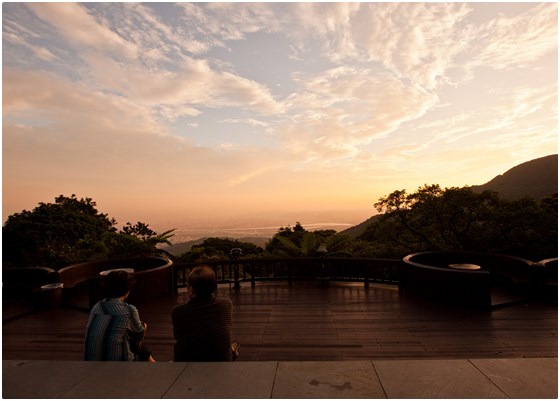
171, 306, 182, 340
128, 304, 146, 333
223, 298, 233, 328
216, 299, 233, 360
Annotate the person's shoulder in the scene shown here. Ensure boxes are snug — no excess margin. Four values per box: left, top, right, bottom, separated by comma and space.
172, 303, 188, 316
89, 301, 102, 313
117, 301, 138, 313
122, 301, 138, 313
216, 297, 232, 303
216, 297, 233, 307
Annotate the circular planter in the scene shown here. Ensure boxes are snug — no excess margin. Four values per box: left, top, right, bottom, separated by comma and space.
402, 251, 533, 308
99, 268, 135, 276
58, 257, 173, 308
38, 283, 64, 308
533, 258, 558, 303
2, 267, 59, 299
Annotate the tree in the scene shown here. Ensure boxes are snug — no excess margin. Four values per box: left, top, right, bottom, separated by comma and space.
3, 195, 174, 268
360, 185, 557, 260
102, 222, 175, 259
265, 223, 352, 257
3, 195, 116, 268
487, 194, 558, 260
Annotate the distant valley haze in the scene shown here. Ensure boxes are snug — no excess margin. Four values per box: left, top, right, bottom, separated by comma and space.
162, 153, 558, 247
155, 208, 374, 244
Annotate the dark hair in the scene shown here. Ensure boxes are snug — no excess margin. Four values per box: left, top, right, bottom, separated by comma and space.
188, 266, 217, 298
103, 270, 136, 298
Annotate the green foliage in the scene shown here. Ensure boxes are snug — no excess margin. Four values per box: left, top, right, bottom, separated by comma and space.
6, 185, 553, 269
359, 185, 557, 260
176, 237, 263, 262
121, 221, 157, 239
265, 223, 352, 257
103, 224, 175, 259
2, 195, 174, 268
273, 232, 317, 256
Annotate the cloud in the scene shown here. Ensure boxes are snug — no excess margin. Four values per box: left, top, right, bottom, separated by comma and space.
465, 3, 558, 70
289, 3, 361, 38
2, 69, 291, 214
119, 56, 284, 114
280, 3, 473, 90
219, 118, 269, 127
169, 1, 472, 94
227, 165, 282, 187
152, 104, 201, 122
21, 3, 285, 118
177, 3, 279, 43
3, 69, 175, 147
27, 3, 138, 60
419, 84, 557, 146
276, 66, 438, 163
3, 24, 58, 62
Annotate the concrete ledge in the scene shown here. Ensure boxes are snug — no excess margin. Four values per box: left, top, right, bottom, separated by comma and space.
2, 358, 557, 399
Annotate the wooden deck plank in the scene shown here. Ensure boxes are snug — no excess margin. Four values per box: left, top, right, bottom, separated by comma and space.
3, 281, 557, 362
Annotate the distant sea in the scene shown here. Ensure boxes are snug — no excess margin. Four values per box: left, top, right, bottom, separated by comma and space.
168, 222, 355, 243
151, 209, 373, 244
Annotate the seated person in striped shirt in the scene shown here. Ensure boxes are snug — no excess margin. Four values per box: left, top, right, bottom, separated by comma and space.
172, 266, 240, 361
84, 270, 155, 362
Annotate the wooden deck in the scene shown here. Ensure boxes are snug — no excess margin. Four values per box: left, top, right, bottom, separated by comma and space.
3, 281, 557, 362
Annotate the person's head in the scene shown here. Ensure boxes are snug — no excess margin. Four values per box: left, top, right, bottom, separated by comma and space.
187, 266, 217, 299
104, 270, 136, 299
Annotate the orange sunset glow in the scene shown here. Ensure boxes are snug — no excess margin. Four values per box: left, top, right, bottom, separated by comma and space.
3, 2, 558, 235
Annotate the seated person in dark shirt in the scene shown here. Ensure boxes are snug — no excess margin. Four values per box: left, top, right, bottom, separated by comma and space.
172, 266, 239, 361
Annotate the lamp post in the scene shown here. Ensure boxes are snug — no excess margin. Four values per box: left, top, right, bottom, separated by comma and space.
316, 244, 328, 286
230, 248, 243, 289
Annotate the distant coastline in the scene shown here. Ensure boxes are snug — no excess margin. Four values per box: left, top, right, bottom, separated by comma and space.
168, 222, 356, 244
162, 221, 360, 255
151, 208, 374, 245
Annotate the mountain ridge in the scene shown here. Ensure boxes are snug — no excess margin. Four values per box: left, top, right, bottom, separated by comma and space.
471, 154, 557, 200
341, 154, 558, 238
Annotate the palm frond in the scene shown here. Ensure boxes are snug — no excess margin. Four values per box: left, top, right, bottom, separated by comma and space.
300, 232, 317, 256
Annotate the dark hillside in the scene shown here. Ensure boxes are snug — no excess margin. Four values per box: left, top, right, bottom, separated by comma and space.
471, 154, 557, 200
161, 238, 206, 256
339, 214, 381, 238
342, 154, 558, 238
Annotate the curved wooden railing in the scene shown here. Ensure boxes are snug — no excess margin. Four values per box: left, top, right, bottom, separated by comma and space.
172, 257, 404, 290
57, 257, 173, 308
3, 254, 556, 311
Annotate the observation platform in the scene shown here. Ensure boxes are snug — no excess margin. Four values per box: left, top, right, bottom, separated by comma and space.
3, 281, 558, 398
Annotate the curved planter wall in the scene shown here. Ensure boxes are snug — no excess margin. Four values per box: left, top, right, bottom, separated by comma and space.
2, 267, 59, 298
58, 257, 173, 309
402, 251, 534, 308
533, 258, 558, 304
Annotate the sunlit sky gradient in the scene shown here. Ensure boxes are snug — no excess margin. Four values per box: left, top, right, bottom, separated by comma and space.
2, 2, 558, 231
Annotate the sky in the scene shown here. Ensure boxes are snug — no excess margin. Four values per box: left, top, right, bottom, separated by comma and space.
2, 2, 558, 231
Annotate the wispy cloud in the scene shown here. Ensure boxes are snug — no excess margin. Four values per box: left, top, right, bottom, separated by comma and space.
228, 165, 282, 187
277, 66, 438, 163
219, 118, 269, 127
467, 3, 558, 70
21, 3, 285, 117
27, 3, 138, 60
